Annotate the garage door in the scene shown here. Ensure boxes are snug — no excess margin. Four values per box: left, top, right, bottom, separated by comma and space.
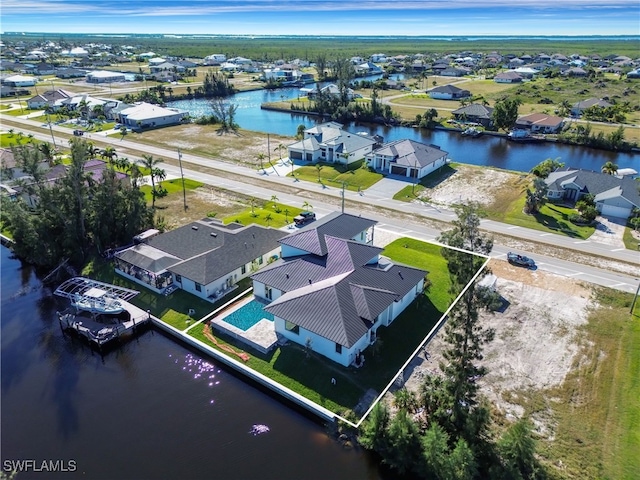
599, 203, 631, 219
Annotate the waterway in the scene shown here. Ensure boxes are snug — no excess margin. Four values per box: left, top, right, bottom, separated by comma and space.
0, 246, 383, 480
167, 86, 638, 173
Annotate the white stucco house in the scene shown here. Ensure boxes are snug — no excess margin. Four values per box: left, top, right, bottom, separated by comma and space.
86, 70, 126, 83
428, 84, 471, 100
366, 139, 449, 180
545, 168, 640, 219
287, 122, 377, 165
251, 212, 427, 367
116, 102, 187, 130
2, 75, 37, 87
114, 219, 287, 300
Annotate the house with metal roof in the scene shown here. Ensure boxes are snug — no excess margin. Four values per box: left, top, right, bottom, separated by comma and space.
365, 139, 448, 180
114, 218, 287, 300
287, 122, 377, 165
251, 212, 427, 367
545, 168, 640, 219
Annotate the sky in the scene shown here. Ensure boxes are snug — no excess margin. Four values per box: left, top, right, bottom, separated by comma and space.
1, 0, 639, 36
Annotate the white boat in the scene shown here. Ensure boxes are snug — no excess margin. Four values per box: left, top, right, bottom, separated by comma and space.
461, 127, 482, 137
71, 293, 124, 314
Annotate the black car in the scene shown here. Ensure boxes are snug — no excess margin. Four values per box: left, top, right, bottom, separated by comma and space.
294, 211, 316, 226
507, 252, 535, 268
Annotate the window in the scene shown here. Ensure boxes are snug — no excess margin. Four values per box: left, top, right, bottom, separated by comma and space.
335, 343, 342, 354
285, 320, 299, 334
258, 256, 264, 265
241, 264, 246, 275
265, 286, 272, 301
195, 283, 202, 292
175, 274, 182, 283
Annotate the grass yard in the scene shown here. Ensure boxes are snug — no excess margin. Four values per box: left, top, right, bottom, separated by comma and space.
517, 288, 640, 479
222, 200, 304, 228
0, 132, 39, 148
622, 226, 640, 250
290, 160, 383, 191
140, 177, 203, 203
393, 164, 458, 202
184, 236, 458, 418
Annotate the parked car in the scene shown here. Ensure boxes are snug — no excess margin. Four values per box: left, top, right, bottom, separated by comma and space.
73, 130, 84, 136
294, 211, 316, 226
507, 252, 535, 268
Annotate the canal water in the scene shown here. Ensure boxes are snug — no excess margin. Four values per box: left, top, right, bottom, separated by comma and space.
168, 86, 638, 173
0, 246, 383, 480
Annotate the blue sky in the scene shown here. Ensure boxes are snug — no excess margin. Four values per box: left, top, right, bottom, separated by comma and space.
2, 1, 639, 36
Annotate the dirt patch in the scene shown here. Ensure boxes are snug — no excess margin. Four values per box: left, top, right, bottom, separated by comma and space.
400, 260, 593, 421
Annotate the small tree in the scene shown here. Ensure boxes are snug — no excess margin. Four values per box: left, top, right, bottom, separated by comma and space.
315, 163, 323, 181
524, 178, 548, 214
270, 194, 281, 212
601, 161, 619, 175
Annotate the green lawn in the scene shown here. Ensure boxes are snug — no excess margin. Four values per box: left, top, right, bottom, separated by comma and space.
222, 201, 304, 228
488, 196, 596, 239
183, 236, 457, 417
393, 164, 458, 202
290, 160, 383, 191
140, 178, 203, 203
622, 226, 640, 250
0, 133, 38, 148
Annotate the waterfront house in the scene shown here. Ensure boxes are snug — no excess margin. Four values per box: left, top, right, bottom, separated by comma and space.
114, 219, 287, 299
452, 104, 494, 127
86, 70, 126, 83
515, 113, 565, 134
545, 168, 640, 219
287, 122, 377, 165
116, 102, 187, 130
251, 212, 426, 367
365, 139, 448, 180
1, 74, 37, 87
428, 84, 471, 100
494, 71, 523, 83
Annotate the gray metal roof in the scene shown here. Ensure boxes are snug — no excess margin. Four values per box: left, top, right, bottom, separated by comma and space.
279, 212, 377, 256
115, 243, 181, 273
546, 168, 640, 207
452, 103, 494, 119
259, 235, 426, 347
371, 139, 448, 169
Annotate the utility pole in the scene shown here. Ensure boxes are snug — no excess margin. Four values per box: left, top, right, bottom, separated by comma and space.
177, 148, 187, 211
341, 182, 346, 213
631, 280, 640, 315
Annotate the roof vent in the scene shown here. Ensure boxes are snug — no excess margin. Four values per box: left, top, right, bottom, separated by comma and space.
398, 271, 404, 280
285, 273, 290, 279
210, 232, 217, 237
308, 278, 312, 284
191, 225, 198, 230
244, 242, 247, 248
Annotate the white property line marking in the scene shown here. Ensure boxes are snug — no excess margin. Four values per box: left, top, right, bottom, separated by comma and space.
539, 233, 554, 236
610, 248, 626, 252
611, 283, 628, 287
507, 226, 520, 229
574, 240, 590, 244
566, 272, 584, 277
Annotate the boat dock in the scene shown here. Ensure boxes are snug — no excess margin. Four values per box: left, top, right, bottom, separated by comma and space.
55, 277, 149, 349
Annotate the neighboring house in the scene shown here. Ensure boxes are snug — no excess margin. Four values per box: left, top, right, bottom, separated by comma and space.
515, 113, 565, 133
440, 67, 469, 77
563, 67, 588, 77
302, 83, 356, 100
1, 75, 37, 87
287, 122, 377, 165
114, 219, 286, 299
494, 71, 523, 83
452, 103, 494, 127
428, 84, 471, 100
86, 70, 126, 83
370, 53, 387, 63
149, 62, 185, 73
251, 212, 427, 367
366, 139, 448, 180
355, 62, 383, 75
571, 98, 613, 116
0, 147, 49, 182
26, 89, 73, 110
204, 54, 227, 65
545, 168, 640, 219
627, 69, 640, 79
0, 85, 30, 97
116, 102, 187, 130
513, 67, 539, 79
55, 68, 87, 79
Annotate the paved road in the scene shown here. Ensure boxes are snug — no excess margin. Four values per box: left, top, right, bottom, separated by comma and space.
3, 115, 639, 294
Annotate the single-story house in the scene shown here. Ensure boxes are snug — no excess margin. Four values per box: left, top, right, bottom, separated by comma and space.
627, 69, 640, 79
251, 212, 427, 367
366, 139, 448, 180
571, 98, 613, 116
27, 89, 73, 110
86, 70, 126, 83
515, 113, 565, 133
287, 122, 377, 165
440, 67, 469, 77
494, 71, 523, 83
545, 168, 640, 219
428, 84, 471, 100
1, 75, 37, 87
149, 62, 185, 73
513, 67, 540, 79
452, 103, 494, 127
302, 83, 356, 101
204, 54, 227, 65
116, 102, 187, 130
563, 67, 588, 77
0, 85, 31, 97
55, 68, 87, 79
115, 219, 287, 299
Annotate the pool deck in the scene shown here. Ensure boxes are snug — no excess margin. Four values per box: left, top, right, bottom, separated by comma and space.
210, 297, 280, 354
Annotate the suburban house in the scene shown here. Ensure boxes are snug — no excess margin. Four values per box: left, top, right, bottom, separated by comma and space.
571, 98, 613, 117
515, 113, 565, 133
287, 122, 377, 165
1, 75, 37, 87
302, 83, 356, 101
251, 212, 427, 367
494, 71, 523, 83
366, 139, 448, 180
86, 70, 126, 83
545, 168, 640, 219
114, 219, 287, 300
26, 89, 73, 109
428, 84, 471, 100
452, 104, 494, 127
204, 54, 227, 65
116, 102, 187, 130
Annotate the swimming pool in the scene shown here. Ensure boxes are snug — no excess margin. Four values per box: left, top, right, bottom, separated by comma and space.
220, 300, 274, 331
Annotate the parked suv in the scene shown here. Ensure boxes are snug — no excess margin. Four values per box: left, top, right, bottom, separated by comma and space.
294, 211, 316, 226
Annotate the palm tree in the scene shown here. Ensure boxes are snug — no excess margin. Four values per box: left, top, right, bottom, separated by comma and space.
38, 142, 56, 166
248, 197, 259, 217
284, 208, 290, 224
274, 143, 287, 162
264, 213, 273, 226
256, 153, 266, 173
138, 154, 164, 207
601, 161, 618, 175
85, 142, 100, 158
101, 146, 118, 164
302, 201, 313, 213
270, 195, 281, 213
315, 163, 323, 181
